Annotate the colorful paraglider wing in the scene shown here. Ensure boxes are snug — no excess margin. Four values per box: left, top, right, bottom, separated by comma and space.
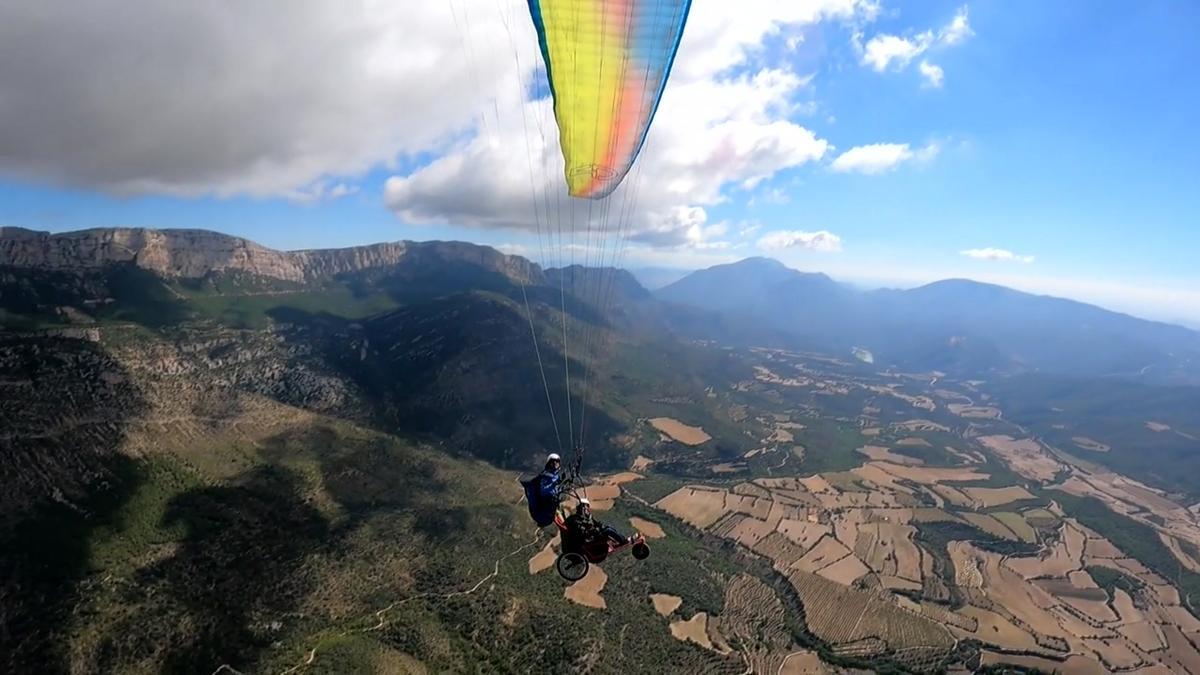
528, 0, 692, 199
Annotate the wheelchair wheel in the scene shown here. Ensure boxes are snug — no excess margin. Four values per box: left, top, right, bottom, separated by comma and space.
556, 551, 589, 582
632, 542, 651, 560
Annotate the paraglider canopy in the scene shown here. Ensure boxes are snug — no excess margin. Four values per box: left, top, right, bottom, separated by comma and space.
528, 0, 693, 198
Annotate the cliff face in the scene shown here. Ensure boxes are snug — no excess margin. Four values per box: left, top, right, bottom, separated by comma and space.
0, 227, 539, 284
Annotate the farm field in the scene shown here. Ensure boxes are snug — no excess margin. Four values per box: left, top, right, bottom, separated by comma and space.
636, 346, 1200, 673
630, 516, 666, 539
649, 417, 712, 445
669, 612, 714, 649
564, 565, 609, 608
651, 593, 682, 616
962, 485, 1036, 507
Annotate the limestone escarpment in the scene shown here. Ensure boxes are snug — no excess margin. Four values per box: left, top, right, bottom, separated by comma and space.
0, 227, 538, 285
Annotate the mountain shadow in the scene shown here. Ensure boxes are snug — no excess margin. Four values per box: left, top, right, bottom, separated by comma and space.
267, 292, 629, 472
88, 464, 329, 674
0, 265, 191, 329
0, 336, 150, 672
316, 432, 477, 546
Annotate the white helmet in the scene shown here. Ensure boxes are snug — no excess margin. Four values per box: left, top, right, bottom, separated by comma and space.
547, 453, 561, 462
577, 497, 591, 506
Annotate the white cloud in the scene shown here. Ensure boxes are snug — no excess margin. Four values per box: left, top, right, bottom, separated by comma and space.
858, 5, 973, 83
627, 207, 732, 250
0, 2, 526, 197
960, 248, 1035, 264
758, 230, 843, 252
671, 0, 879, 83
385, 1, 881, 249
830, 141, 939, 174
861, 31, 933, 72
286, 181, 359, 205
915, 141, 943, 161
391, 77, 815, 234
919, 60, 945, 88
0, 0, 881, 252
939, 6, 974, 46
495, 243, 530, 257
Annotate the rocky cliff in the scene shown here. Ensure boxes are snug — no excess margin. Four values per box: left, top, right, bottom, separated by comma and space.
0, 227, 539, 284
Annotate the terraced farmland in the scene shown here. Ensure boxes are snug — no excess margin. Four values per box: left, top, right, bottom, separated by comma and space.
787, 569, 955, 664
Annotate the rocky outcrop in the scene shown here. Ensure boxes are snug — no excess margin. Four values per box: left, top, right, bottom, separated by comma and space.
1, 227, 298, 278
0, 227, 539, 285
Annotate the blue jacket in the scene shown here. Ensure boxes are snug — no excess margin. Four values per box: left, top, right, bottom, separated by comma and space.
522, 469, 561, 527
537, 469, 560, 500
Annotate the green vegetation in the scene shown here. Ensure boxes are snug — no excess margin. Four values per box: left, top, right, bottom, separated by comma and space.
623, 474, 690, 504
12, 236, 1200, 673
888, 440, 962, 467
914, 520, 1040, 608
1087, 565, 1145, 597
1, 455, 145, 671
1181, 538, 1200, 567
823, 471, 870, 492
3, 418, 759, 673
989, 374, 1200, 500
611, 338, 757, 458
623, 491, 952, 673
182, 285, 400, 328
1053, 492, 1200, 615
0, 307, 48, 331
873, 429, 969, 466
792, 419, 866, 475
611, 501, 737, 616
1021, 507, 1060, 529
86, 459, 203, 573
955, 452, 1036, 491
992, 511, 1038, 543
0, 266, 191, 329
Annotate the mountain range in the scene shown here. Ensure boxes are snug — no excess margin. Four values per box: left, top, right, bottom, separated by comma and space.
4, 226, 1200, 672
658, 257, 1200, 384
0, 227, 727, 515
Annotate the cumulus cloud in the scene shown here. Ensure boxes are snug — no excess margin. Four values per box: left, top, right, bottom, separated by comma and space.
960, 248, 1035, 264
758, 230, 843, 252
0, 2, 530, 197
939, 7, 974, 46
0, 0, 889, 259
861, 31, 934, 72
830, 141, 939, 174
626, 207, 731, 250
858, 5, 972, 83
671, 0, 879, 83
919, 60, 945, 88
386, 1, 880, 248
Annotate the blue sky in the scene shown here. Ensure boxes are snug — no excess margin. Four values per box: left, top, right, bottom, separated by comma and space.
1, 1, 1197, 325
